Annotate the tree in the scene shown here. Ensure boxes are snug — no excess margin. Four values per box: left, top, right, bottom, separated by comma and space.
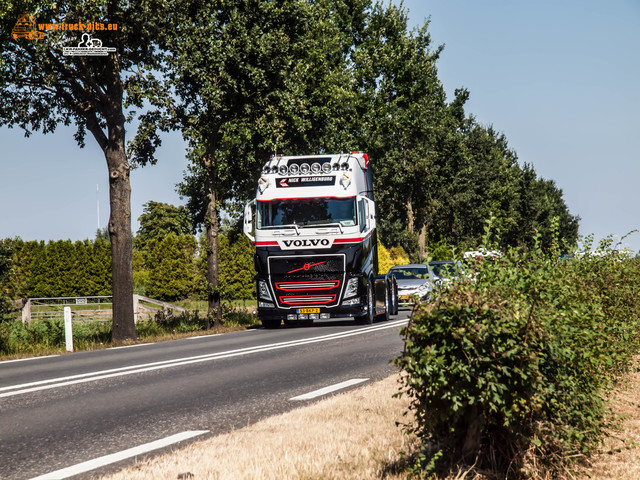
146, 234, 197, 301
135, 201, 192, 252
95, 227, 110, 242
0, 240, 12, 316
218, 233, 256, 301
359, 6, 452, 261
132, 0, 350, 327
1, 1, 168, 340
513, 163, 579, 250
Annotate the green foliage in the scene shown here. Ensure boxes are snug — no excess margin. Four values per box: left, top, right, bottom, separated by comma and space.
145, 234, 198, 301
218, 233, 256, 301
0, 307, 259, 356
1, 233, 257, 304
428, 238, 454, 261
135, 201, 193, 252
95, 227, 110, 242
395, 228, 640, 477
0, 319, 111, 355
132, 250, 149, 295
378, 240, 410, 274
0, 238, 112, 299
0, 240, 12, 316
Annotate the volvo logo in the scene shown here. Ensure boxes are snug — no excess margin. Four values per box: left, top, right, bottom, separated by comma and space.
282, 238, 330, 248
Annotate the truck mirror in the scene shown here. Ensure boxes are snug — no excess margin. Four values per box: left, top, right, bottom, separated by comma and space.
243, 200, 256, 242
365, 197, 376, 231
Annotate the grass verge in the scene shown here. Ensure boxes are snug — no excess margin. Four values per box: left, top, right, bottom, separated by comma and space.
97, 375, 418, 480
576, 360, 640, 480
95, 365, 640, 480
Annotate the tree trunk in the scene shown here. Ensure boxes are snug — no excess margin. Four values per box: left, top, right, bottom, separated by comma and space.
105, 118, 137, 342
205, 173, 223, 329
418, 224, 427, 263
407, 199, 414, 233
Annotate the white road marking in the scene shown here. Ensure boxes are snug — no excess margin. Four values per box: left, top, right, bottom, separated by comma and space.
0, 355, 60, 364
1, 319, 407, 398
186, 333, 223, 339
108, 343, 153, 350
289, 378, 370, 401
29, 430, 209, 480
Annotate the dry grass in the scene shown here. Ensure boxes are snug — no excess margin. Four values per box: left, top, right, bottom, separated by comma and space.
97, 375, 418, 480
95, 364, 640, 480
575, 363, 640, 480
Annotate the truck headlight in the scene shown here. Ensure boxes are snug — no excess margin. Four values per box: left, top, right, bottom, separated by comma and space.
344, 278, 359, 299
258, 280, 272, 301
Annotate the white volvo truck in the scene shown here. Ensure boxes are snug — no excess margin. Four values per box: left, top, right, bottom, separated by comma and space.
243, 152, 398, 328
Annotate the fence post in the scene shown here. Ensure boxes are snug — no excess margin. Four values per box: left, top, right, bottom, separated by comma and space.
22, 299, 31, 324
64, 306, 73, 352
133, 295, 139, 324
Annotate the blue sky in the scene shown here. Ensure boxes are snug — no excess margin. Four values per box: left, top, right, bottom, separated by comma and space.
1, 0, 638, 252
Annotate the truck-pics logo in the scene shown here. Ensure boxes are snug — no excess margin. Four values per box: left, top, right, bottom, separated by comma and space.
63, 33, 116, 56
278, 238, 332, 250
11, 14, 44, 40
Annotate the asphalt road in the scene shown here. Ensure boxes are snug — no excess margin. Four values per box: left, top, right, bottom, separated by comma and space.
0, 312, 410, 480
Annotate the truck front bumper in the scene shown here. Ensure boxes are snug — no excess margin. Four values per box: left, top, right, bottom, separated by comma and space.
257, 301, 368, 322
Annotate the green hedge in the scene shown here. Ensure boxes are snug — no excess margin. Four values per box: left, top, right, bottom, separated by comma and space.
395, 239, 640, 477
2, 238, 112, 299
0, 234, 256, 303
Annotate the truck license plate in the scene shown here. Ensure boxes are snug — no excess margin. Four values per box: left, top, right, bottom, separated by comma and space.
297, 308, 320, 314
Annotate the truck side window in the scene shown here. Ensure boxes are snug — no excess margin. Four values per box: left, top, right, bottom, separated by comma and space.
358, 199, 366, 233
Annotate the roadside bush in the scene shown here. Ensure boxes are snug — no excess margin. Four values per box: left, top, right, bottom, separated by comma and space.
395, 233, 640, 477
379, 239, 411, 274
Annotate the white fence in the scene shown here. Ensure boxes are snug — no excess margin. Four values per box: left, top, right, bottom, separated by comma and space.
21, 295, 186, 324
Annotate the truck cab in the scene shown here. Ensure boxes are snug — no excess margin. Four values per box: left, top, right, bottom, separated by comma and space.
244, 153, 397, 328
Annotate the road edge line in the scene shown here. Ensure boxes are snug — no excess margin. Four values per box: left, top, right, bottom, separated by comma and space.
29, 430, 210, 480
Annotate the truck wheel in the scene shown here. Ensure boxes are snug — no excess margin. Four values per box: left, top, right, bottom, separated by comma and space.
376, 283, 390, 322
355, 282, 374, 325
392, 281, 399, 316
262, 318, 281, 329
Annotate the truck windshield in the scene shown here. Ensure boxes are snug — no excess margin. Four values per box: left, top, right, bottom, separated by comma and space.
258, 197, 357, 228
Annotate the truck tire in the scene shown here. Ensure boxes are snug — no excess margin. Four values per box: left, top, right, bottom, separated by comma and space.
392, 281, 399, 316
376, 282, 390, 322
356, 282, 375, 325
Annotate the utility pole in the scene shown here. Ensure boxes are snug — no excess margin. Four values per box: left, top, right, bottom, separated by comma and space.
97, 184, 100, 231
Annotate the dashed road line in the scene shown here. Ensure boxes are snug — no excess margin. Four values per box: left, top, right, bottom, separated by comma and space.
290, 378, 370, 401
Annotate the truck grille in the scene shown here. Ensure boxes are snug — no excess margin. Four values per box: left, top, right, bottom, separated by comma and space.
279, 295, 337, 305
275, 280, 340, 291
268, 254, 345, 308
